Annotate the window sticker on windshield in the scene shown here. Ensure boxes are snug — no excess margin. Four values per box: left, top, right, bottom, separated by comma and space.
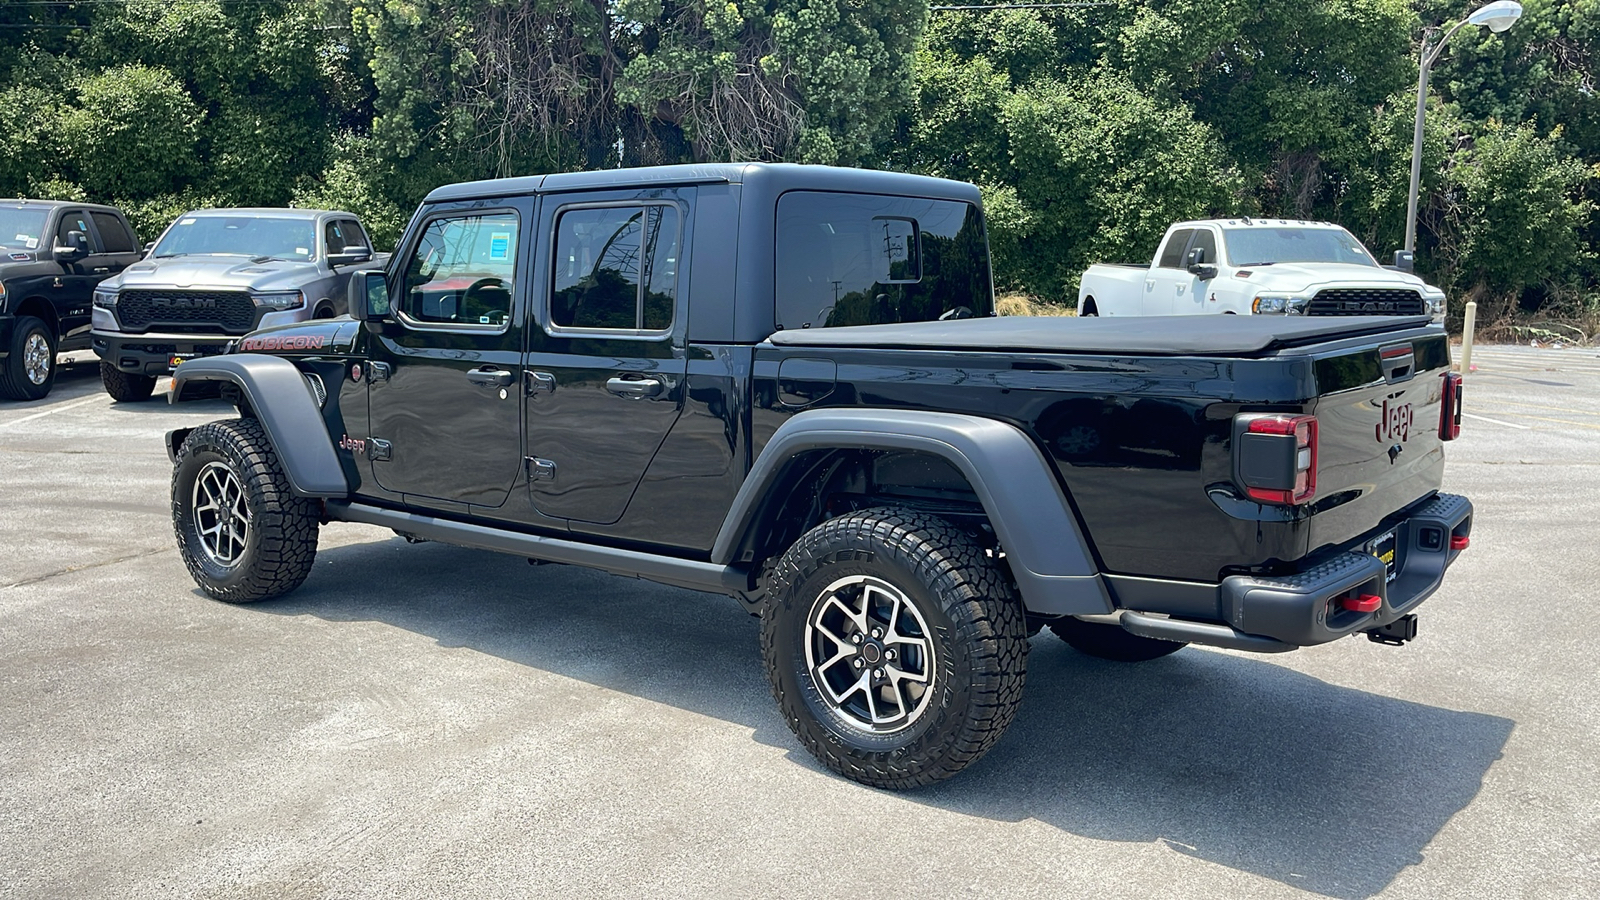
489, 232, 511, 261
179, 218, 197, 226
24, 237, 38, 249
296, 247, 309, 256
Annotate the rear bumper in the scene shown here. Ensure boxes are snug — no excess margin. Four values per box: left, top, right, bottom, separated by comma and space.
1108, 492, 1473, 650
1220, 492, 1471, 646
92, 330, 233, 376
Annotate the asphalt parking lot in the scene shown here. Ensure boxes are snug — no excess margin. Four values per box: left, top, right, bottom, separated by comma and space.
2, 345, 1597, 900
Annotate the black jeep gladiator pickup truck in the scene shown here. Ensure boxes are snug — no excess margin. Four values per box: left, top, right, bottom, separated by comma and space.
163, 163, 1473, 788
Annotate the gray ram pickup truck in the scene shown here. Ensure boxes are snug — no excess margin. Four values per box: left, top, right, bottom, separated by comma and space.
90, 207, 382, 401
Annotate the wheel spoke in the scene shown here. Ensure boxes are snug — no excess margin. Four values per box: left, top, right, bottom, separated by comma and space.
803, 574, 938, 735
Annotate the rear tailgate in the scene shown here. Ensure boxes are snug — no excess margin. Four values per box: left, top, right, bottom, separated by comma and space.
1300, 330, 1454, 556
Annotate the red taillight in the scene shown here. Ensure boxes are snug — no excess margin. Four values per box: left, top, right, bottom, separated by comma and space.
1450, 534, 1470, 551
1239, 414, 1318, 505
1439, 372, 1463, 441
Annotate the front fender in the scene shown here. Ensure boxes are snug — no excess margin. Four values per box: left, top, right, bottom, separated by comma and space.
168, 354, 348, 498
712, 409, 1112, 616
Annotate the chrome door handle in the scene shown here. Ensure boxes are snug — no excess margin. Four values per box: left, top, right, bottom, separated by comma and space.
466, 366, 513, 388
606, 376, 663, 398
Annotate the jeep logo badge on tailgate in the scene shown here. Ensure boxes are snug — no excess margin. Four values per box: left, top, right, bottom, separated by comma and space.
1376, 398, 1414, 442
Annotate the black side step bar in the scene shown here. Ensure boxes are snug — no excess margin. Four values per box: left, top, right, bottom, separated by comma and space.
327, 501, 753, 598
1119, 611, 1296, 654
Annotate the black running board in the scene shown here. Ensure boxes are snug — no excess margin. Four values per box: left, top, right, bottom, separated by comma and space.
326, 501, 753, 597
1119, 611, 1296, 653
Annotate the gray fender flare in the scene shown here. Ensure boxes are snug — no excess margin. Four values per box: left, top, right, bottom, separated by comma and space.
711, 409, 1112, 616
168, 354, 348, 498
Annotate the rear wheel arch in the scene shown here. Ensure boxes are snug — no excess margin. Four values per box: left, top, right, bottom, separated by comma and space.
714, 409, 1112, 617
1080, 297, 1099, 317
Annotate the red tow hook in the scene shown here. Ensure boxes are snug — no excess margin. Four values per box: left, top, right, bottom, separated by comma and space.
1450, 535, 1470, 551
1341, 594, 1383, 613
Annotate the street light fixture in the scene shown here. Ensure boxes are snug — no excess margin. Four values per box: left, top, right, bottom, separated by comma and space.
1402, 1, 1524, 262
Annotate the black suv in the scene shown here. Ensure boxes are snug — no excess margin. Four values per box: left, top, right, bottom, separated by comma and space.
0, 200, 141, 400
164, 164, 1473, 788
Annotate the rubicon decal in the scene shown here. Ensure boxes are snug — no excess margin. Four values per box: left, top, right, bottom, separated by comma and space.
1376, 398, 1414, 443
240, 334, 327, 352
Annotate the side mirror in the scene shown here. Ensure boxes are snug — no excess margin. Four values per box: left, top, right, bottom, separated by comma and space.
53, 230, 89, 263
349, 270, 391, 330
1185, 246, 1217, 280
1392, 250, 1415, 274
328, 246, 373, 267
141, 242, 155, 259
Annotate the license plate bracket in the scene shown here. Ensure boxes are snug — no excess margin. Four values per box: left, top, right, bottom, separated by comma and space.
1369, 529, 1398, 583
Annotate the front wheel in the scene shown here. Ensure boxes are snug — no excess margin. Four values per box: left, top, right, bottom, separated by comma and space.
100, 361, 157, 402
172, 419, 319, 602
762, 508, 1028, 788
0, 316, 57, 401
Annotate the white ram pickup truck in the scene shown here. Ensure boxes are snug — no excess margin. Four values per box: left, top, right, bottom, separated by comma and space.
1078, 219, 1446, 319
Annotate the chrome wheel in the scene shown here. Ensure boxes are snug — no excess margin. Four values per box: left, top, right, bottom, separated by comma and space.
804, 574, 936, 734
192, 461, 250, 566
22, 331, 50, 386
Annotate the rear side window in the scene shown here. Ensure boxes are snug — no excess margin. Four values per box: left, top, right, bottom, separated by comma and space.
91, 212, 136, 253
551, 204, 679, 333
1157, 229, 1194, 268
775, 192, 992, 330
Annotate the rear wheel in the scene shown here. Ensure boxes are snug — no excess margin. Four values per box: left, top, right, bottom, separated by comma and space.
1048, 616, 1187, 661
1079, 298, 1099, 317
100, 361, 157, 402
172, 418, 319, 602
762, 508, 1028, 788
0, 316, 56, 401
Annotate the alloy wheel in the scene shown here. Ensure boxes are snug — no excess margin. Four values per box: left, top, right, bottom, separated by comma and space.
192, 461, 250, 566
803, 574, 937, 733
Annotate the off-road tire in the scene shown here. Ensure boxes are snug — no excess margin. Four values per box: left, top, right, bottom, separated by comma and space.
0, 316, 56, 401
762, 507, 1028, 789
100, 360, 157, 402
172, 418, 319, 603
1048, 616, 1187, 662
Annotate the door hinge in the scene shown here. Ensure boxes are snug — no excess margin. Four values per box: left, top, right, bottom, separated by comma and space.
525, 457, 556, 481
367, 438, 392, 461
367, 361, 392, 383
525, 370, 556, 395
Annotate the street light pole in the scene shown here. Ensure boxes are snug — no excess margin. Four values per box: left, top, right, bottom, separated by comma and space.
1403, 1, 1524, 256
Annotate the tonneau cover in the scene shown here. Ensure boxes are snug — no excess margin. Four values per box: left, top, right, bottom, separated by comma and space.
767, 315, 1437, 357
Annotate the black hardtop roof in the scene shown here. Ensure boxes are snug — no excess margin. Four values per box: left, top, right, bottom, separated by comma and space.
1, 199, 126, 214
767, 315, 1439, 357
423, 163, 982, 205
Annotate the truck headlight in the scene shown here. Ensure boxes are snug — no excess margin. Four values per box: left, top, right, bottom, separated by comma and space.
252, 291, 304, 310
93, 287, 119, 308
1424, 291, 1446, 321
1252, 293, 1308, 315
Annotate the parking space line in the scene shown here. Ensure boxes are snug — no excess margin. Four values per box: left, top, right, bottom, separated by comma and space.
1462, 412, 1532, 429
1472, 400, 1600, 417
0, 396, 104, 429
1469, 409, 1600, 430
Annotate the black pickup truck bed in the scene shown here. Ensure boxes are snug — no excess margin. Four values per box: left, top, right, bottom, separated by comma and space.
772, 314, 1436, 355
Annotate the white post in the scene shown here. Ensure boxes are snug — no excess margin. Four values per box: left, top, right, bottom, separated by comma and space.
1460, 300, 1478, 375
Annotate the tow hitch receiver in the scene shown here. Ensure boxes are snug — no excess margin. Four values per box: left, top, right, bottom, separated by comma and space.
1367, 614, 1419, 646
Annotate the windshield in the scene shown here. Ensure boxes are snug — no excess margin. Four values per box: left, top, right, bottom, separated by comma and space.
153, 214, 317, 261
0, 208, 49, 251
1224, 227, 1377, 268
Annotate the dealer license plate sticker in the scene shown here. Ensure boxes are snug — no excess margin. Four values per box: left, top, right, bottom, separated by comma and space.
1371, 530, 1398, 583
